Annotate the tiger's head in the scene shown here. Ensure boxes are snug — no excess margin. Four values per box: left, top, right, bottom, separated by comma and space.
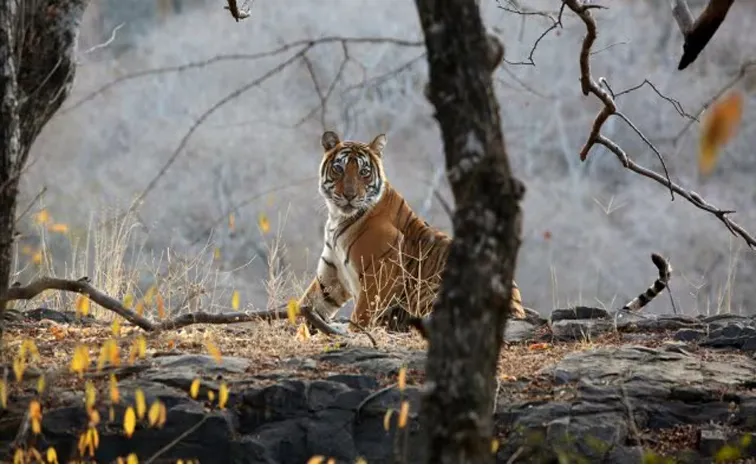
318, 131, 387, 218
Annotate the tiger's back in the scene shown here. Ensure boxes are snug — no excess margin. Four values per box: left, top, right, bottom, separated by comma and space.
297, 131, 526, 330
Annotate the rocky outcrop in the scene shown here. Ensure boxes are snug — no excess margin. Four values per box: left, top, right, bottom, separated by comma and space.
3, 308, 756, 463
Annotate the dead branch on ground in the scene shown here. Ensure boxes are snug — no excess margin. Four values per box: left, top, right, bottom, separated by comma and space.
562, 0, 756, 250
672, 0, 735, 70
0, 276, 347, 335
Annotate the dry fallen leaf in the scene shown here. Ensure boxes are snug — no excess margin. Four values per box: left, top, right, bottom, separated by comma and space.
699, 90, 744, 176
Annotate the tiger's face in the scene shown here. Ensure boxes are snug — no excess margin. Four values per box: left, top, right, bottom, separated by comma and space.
318, 131, 387, 217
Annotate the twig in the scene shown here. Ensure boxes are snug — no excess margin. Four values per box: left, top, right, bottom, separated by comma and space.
145, 415, 210, 464
81, 22, 124, 55
356, 383, 398, 414
499, 2, 567, 66
0, 276, 347, 335
62, 36, 422, 114
562, 1, 756, 250
224, 0, 252, 22
348, 320, 378, 348
14, 186, 47, 226
613, 79, 697, 121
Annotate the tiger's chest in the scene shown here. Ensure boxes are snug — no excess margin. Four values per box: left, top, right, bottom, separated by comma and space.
323, 219, 364, 297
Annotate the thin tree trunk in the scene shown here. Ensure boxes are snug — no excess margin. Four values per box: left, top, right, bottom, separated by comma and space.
0, 0, 90, 339
0, 1, 21, 321
414, 0, 525, 462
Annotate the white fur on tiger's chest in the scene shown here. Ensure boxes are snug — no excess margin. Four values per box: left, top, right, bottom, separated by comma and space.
323, 220, 362, 298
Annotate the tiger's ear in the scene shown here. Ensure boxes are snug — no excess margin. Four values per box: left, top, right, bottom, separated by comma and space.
321, 131, 341, 152
369, 134, 387, 155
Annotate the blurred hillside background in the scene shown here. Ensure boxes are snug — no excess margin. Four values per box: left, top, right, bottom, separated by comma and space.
14, 0, 756, 318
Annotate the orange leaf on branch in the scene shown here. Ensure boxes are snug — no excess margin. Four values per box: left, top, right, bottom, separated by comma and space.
699, 90, 744, 176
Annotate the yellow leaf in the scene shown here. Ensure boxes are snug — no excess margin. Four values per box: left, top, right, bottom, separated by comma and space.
258, 212, 270, 234
715, 444, 741, 463
219, 382, 229, 409
110, 374, 120, 404
296, 322, 311, 341
37, 375, 46, 395
287, 299, 300, 325
214, 247, 221, 261
29, 400, 42, 434
190, 378, 200, 399
307, 456, 325, 464
128, 336, 147, 364
144, 285, 157, 306
23, 339, 41, 363
98, 339, 121, 371
112, 318, 122, 337
355, 457, 368, 464
148, 400, 162, 427
228, 213, 236, 232
327, 459, 335, 464
231, 290, 240, 311
123, 293, 134, 309
71, 345, 91, 377
123, 406, 136, 438
135, 300, 145, 317
76, 295, 91, 317
49, 223, 69, 233
156, 294, 166, 320
383, 408, 393, 431
398, 400, 409, 429
135, 389, 146, 420
13, 449, 24, 464
46, 447, 58, 464
0, 380, 6, 408
85, 380, 97, 410
207, 390, 215, 402
491, 438, 500, 453
397, 366, 407, 392
35, 209, 51, 225
127, 453, 139, 464
13, 357, 25, 382
32, 250, 43, 266
699, 90, 744, 176
205, 339, 222, 363
89, 409, 101, 427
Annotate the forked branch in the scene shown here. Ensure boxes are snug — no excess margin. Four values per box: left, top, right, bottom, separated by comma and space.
672, 0, 735, 70
563, 0, 756, 250
0, 276, 346, 335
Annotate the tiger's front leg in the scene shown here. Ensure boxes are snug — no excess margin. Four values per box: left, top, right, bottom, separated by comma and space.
297, 254, 351, 324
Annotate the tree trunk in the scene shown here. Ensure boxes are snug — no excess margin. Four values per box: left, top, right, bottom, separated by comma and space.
0, 0, 90, 333
414, 0, 525, 463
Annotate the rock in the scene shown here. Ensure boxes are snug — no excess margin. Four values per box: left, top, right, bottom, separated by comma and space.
315, 347, 425, 376
551, 306, 610, 321
326, 374, 380, 391
23, 308, 97, 325
698, 426, 727, 457
702, 322, 756, 350
675, 328, 707, 342
550, 319, 614, 340
504, 320, 536, 342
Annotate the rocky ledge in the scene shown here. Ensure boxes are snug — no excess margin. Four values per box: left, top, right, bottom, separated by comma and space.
1, 307, 756, 463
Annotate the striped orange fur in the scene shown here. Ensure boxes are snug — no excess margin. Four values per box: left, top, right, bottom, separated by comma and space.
297, 131, 526, 330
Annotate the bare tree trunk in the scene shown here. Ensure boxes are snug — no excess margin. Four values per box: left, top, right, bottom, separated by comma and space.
414, 0, 525, 462
0, 0, 89, 333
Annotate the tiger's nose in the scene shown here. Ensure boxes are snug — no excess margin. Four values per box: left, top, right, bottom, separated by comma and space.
344, 192, 357, 201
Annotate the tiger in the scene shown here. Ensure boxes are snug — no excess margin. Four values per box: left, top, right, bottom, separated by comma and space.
297, 130, 527, 332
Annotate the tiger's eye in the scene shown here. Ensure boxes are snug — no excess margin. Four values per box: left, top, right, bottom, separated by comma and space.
359, 168, 370, 177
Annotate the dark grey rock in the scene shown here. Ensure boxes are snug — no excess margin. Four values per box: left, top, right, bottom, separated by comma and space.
315, 347, 425, 375
551, 306, 610, 321
675, 328, 707, 342
550, 319, 614, 340
327, 374, 380, 391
